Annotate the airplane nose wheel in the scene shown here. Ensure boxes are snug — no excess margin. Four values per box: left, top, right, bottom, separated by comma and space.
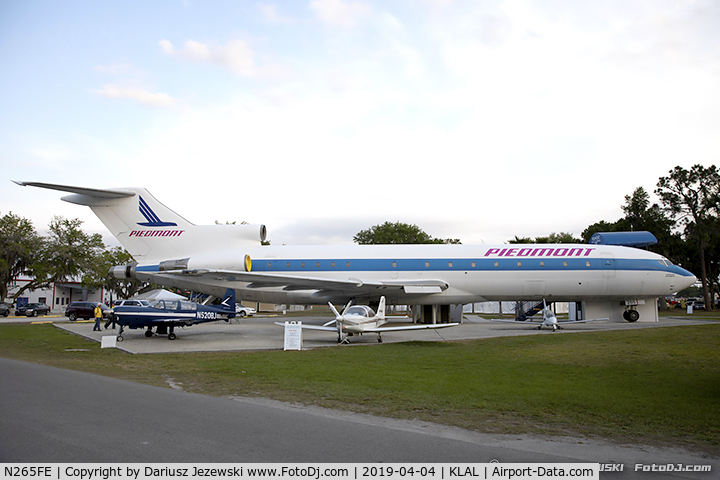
168, 332, 177, 340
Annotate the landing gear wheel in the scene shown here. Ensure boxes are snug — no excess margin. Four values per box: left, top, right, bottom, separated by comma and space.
626, 310, 640, 322
117, 335, 124, 342
168, 332, 177, 340
145, 329, 153, 338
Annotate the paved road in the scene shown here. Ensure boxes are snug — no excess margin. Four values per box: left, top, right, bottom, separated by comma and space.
1, 358, 717, 479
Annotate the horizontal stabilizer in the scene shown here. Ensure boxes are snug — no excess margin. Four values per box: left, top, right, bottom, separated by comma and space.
13, 181, 136, 199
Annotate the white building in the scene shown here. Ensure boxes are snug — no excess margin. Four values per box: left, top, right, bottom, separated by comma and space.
5, 277, 108, 312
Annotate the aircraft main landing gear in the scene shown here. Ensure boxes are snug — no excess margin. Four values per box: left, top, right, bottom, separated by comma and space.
623, 309, 640, 322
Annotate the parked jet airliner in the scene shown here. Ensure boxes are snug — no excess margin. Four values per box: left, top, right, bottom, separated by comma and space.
14, 182, 696, 322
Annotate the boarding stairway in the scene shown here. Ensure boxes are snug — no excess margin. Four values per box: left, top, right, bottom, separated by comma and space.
515, 300, 550, 321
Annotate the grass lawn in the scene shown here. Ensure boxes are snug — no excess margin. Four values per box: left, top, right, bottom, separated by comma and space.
1, 320, 719, 454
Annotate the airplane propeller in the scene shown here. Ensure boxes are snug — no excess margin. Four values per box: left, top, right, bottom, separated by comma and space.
327, 301, 352, 343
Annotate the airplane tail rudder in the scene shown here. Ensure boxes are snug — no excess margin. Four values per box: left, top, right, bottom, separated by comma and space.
377, 296, 386, 319
221, 288, 236, 312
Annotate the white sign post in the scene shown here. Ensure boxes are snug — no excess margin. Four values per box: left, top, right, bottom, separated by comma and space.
283, 321, 302, 350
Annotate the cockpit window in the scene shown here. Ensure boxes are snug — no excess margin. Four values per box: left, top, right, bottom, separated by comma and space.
345, 306, 376, 317
658, 258, 673, 267
151, 300, 179, 310
180, 301, 197, 311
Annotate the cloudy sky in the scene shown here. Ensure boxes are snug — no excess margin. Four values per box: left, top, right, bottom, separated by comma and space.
1, 0, 718, 246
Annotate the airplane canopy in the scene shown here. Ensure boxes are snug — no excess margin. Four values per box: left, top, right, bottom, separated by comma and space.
345, 305, 376, 317
589, 231, 658, 247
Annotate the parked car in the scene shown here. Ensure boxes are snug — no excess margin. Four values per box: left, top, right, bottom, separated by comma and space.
65, 302, 111, 321
235, 304, 257, 317
693, 301, 706, 310
17, 303, 51, 317
0, 301, 11, 317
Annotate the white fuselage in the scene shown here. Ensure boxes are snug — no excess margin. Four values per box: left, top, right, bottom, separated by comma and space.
133, 243, 695, 305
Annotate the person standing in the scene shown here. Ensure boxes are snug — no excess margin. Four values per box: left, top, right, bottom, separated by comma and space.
93, 303, 102, 331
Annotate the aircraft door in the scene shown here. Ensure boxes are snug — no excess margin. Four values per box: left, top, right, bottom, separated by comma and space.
600, 252, 616, 295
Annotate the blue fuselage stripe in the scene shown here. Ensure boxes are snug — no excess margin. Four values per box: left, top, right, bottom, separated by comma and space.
249, 258, 691, 275
136, 258, 692, 276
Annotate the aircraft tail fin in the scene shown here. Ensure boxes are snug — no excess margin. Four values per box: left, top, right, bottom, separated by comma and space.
14, 181, 266, 262
377, 296, 386, 319
220, 288, 237, 312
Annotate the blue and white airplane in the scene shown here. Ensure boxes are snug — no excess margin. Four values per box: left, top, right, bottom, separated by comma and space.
112, 288, 237, 340
14, 182, 697, 323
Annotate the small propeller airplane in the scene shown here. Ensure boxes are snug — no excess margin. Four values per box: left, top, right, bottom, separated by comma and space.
490, 300, 608, 332
112, 288, 237, 341
277, 296, 459, 344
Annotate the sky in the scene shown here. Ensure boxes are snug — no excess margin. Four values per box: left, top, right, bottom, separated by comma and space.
1, 0, 719, 247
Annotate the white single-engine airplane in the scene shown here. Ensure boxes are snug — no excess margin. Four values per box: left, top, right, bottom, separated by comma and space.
276, 296, 459, 344
13, 182, 697, 323
490, 300, 608, 331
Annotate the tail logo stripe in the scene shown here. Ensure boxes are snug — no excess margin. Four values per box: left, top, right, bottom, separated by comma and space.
137, 196, 178, 227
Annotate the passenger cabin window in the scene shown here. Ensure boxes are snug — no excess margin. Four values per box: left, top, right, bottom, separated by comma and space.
180, 302, 197, 311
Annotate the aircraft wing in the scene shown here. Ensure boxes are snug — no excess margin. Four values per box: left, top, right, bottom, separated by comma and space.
490, 318, 609, 324
151, 318, 197, 326
557, 318, 609, 324
490, 318, 543, 324
156, 269, 449, 296
273, 322, 337, 332
363, 322, 460, 332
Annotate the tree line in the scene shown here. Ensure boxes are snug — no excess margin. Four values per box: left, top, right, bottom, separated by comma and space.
2, 165, 717, 309
0, 214, 141, 303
